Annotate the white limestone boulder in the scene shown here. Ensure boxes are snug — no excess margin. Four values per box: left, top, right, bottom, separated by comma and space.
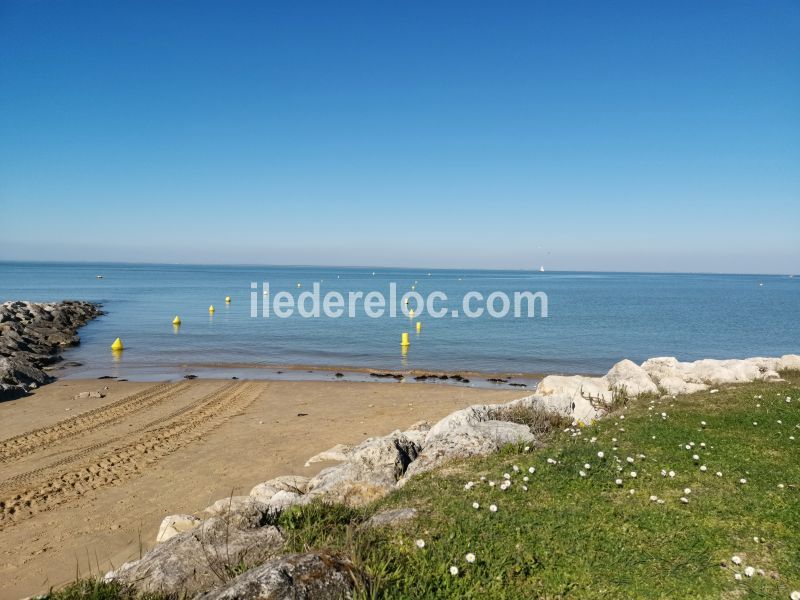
778, 354, 800, 371
156, 514, 201, 543
303, 444, 352, 467
403, 402, 537, 478
605, 359, 659, 397
249, 475, 310, 503
107, 504, 284, 597
304, 431, 421, 506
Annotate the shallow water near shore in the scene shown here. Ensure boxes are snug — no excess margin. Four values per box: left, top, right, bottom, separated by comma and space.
1, 261, 798, 379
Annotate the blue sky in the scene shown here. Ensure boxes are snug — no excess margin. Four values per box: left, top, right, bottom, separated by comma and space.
1, 1, 798, 273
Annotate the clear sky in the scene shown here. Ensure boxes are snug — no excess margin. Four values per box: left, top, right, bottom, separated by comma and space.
1, 1, 798, 273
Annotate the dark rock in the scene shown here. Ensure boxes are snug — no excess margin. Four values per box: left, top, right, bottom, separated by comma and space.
184, 374, 198, 379
0, 301, 101, 401
195, 552, 357, 600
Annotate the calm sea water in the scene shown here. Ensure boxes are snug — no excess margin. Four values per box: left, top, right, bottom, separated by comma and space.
1, 262, 798, 379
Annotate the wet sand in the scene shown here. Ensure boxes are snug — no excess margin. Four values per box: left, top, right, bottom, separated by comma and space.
0, 378, 524, 599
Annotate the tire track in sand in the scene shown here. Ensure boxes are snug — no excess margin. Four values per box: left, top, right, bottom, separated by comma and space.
0, 381, 259, 528
0, 382, 191, 464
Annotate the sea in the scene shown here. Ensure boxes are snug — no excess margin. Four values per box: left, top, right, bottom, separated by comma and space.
1, 262, 798, 383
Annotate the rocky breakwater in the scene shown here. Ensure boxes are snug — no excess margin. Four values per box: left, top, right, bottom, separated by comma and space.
107, 353, 800, 599
0, 300, 102, 400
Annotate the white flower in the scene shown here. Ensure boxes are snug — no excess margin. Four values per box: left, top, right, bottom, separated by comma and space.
523, 476, 529, 482
753, 536, 760, 543
612, 438, 617, 442
649, 495, 658, 501
489, 481, 495, 487
489, 504, 498, 512
753, 422, 758, 426
522, 485, 528, 491
597, 451, 605, 459
465, 552, 476, 563
669, 470, 676, 478
685, 445, 692, 450
739, 478, 747, 484
656, 498, 665, 504
700, 465, 708, 472
464, 481, 474, 490
524, 445, 530, 452
790, 591, 800, 600
472, 502, 480, 509
778, 483, 785, 489
629, 489, 635, 495
619, 415, 625, 420
684, 488, 691, 494
660, 469, 667, 477
415, 539, 425, 548
701, 421, 707, 427
734, 573, 742, 581
449, 566, 459, 576
584, 463, 591, 469
627, 457, 634, 464
615, 478, 623, 486
661, 412, 667, 418
512, 465, 520, 472
700, 442, 706, 448
716, 471, 723, 477
479, 476, 486, 481
692, 454, 700, 461
547, 458, 557, 465
731, 555, 742, 565
744, 566, 755, 577
680, 497, 689, 504
579, 470, 587, 477
590, 436, 597, 443
630, 471, 637, 478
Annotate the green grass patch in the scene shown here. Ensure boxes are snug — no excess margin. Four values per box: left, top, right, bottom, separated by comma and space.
342, 375, 800, 598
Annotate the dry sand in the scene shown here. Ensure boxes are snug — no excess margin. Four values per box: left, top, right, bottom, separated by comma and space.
0, 378, 523, 599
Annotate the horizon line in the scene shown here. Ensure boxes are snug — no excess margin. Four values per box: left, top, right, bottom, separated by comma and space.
0, 259, 796, 278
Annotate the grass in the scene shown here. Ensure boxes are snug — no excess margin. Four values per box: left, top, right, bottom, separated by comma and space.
345, 374, 800, 599
45, 375, 800, 599
39, 580, 166, 600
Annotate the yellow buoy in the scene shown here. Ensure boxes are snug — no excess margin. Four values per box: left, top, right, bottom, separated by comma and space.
172, 316, 181, 325
110, 337, 124, 351
209, 305, 215, 313
416, 321, 422, 333
225, 296, 231, 303
401, 332, 410, 346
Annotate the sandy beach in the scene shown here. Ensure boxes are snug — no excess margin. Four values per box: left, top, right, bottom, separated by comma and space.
0, 378, 523, 599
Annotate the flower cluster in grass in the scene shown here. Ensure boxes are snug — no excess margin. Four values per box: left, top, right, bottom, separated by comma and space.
352, 374, 800, 599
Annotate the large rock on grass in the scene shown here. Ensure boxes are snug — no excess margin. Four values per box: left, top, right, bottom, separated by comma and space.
196, 552, 357, 600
